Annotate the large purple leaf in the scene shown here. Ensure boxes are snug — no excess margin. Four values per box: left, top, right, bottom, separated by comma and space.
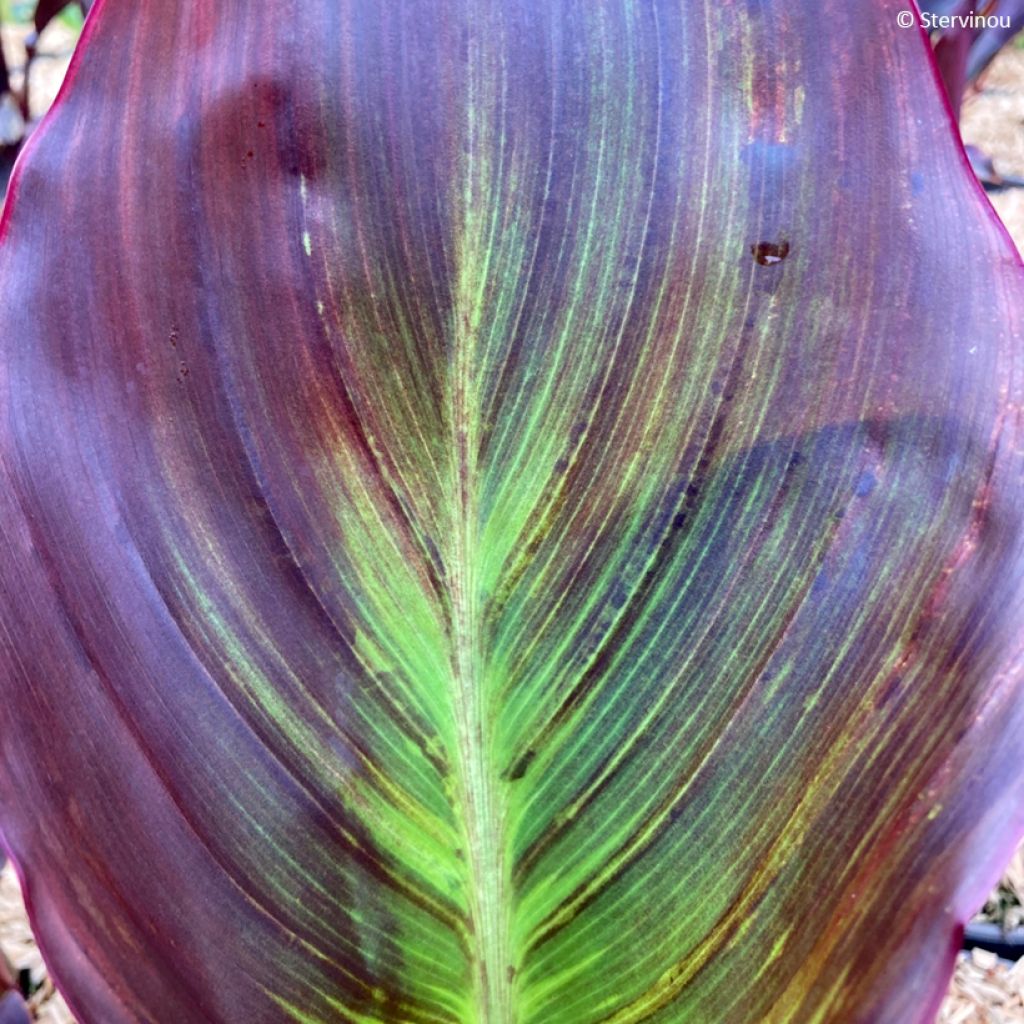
1, 2, 1023, 1022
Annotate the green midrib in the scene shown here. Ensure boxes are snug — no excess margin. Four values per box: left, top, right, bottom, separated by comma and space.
449, 338, 515, 1023
450, 548, 514, 1023
447, 47, 519, 1017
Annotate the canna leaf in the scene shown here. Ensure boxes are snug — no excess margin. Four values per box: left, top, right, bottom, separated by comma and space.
1, 2, 1024, 1023
920, 0, 1024, 115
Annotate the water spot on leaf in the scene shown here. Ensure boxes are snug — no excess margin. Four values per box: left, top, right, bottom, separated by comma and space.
855, 471, 876, 497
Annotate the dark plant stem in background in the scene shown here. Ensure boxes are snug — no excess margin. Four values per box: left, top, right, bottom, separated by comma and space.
962, 922, 1024, 961
0, 37, 9, 98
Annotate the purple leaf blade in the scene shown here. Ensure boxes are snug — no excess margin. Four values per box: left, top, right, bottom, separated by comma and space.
0, 2, 1023, 1023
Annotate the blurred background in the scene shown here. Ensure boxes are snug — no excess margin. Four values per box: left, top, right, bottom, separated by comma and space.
0, 4, 1019, 1023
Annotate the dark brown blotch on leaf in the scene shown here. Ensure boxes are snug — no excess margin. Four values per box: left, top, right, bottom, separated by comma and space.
750, 240, 791, 265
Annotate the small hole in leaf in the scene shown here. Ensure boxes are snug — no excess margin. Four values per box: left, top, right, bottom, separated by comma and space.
750, 240, 790, 266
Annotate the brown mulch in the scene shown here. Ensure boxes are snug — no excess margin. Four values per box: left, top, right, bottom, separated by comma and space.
942, 949, 1024, 1024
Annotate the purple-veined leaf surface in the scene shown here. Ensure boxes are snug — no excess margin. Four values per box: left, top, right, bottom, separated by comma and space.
1, 1, 1024, 1022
